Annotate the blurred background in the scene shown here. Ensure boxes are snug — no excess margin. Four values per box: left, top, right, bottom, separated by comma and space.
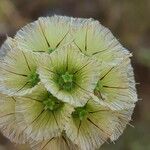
0, 0, 150, 150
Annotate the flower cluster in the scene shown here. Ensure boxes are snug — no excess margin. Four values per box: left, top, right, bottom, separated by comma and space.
0, 16, 138, 150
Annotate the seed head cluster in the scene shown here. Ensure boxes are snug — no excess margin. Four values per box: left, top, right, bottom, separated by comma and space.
0, 16, 138, 150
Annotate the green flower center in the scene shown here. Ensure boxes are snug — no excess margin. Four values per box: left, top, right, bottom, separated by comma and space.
72, 106, 88, 120
27, 70, 40, 87
47, 47, 55, 53
43, 93, 64, 111
58, 72, 75, 91
62, 72, 73, 83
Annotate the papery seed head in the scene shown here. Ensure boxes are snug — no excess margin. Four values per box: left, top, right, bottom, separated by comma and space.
0, 15, 138, 150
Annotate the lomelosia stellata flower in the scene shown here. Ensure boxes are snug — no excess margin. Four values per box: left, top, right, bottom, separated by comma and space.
0, 15, 138, 150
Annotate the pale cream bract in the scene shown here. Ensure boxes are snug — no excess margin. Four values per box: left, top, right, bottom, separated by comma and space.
15, 84, 73, 141
0, 15, 138, 150
0, 93, 27, 143
0, 47, 41, 96
38, 44, 101, 106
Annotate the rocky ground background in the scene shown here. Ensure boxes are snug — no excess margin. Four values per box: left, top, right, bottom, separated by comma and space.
0, 0, 150, 150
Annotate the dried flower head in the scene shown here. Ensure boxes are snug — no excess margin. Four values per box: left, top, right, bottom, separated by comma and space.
0, 15, 138, 150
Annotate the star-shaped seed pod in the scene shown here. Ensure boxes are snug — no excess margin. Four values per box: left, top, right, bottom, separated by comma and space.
38, 44, 101, 106
0, 93, 27, 144
65, 99, 134, 150
67, 16, 129, 60
0, 46, 41, 96
93, 57, 138, 110
14, 15, 73, 53
15, 84, 73, 141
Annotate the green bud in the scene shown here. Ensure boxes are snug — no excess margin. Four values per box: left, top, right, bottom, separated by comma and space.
27, 70, 40, 87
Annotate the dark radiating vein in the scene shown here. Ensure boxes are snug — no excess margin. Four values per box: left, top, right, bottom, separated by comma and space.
73, 40, 82, 53
77, 120, 82, 137
92, 48, 109, 55
55, 30, 69, 48
42, 67, 59, 75
87, 118, 106, 135
39, 21, 51, 47
16, 82, 29, 92
100, 67, 115, 80
0, 113, 14, 118
32, 50, 45, 53
20, 109, 45, 138
66, 52, 69, 71
29, 109, 45, 127
84, 27, 88, 51
62, 136, 70, 149
52, 111, 60, 130
21, 51, 31, 71
0, 67, 28, 77
11, 97, 16, 102
41, 137, 54, 150
73, 82, 92, 94
86, 99, 90, 104
73, 61, 91, 74
103, 85, 128, 89
88, 117, 111, 137
92, 39, 118, 56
